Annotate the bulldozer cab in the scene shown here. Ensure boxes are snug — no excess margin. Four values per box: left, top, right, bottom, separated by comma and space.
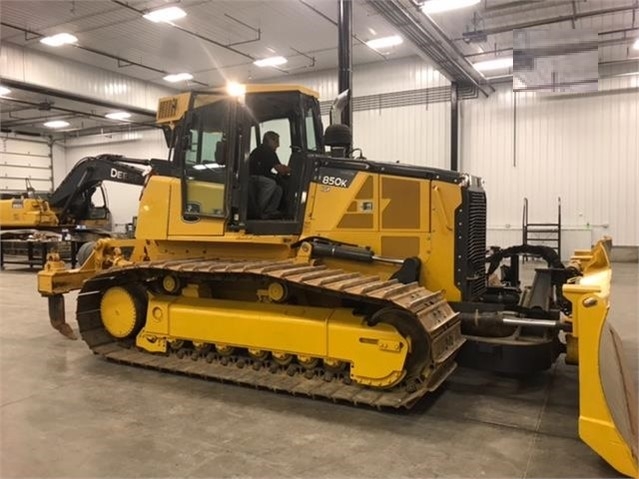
172, 86, 323, 236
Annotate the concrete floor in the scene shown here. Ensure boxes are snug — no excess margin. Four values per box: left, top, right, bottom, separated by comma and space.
0, 262, 636, 478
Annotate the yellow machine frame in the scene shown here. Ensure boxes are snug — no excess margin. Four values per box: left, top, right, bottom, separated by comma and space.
34, 83, 638, 477
564, 241, 638, 478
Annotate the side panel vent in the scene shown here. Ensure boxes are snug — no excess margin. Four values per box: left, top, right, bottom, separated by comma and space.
455, 186, 487, 301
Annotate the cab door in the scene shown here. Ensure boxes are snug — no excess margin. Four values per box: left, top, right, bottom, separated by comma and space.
168, 99, 235, 237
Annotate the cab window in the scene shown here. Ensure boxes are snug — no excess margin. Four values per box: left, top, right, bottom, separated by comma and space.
182, 101, 229, 217
250, 118, 292, 166
305, 108, 318, 152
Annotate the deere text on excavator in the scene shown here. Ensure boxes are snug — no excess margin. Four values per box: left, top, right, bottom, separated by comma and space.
37, 85, 637, 477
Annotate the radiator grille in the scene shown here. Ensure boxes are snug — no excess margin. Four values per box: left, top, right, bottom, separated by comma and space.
467, 190, 487, 299
157, 98, 178, 121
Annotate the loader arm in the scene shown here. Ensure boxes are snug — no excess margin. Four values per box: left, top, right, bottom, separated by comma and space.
564, 239, 638, 478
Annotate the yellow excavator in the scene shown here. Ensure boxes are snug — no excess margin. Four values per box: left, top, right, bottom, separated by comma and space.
0, 154, 147, 231
36, 84, 636, 477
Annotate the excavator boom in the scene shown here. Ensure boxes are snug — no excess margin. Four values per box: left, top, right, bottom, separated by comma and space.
0, 154, 148, 229
48, 154, 147, 225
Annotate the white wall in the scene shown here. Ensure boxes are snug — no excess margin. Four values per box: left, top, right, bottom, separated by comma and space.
1, 43, 174, 111
276, 56, 452, 169
461, 77, 639, 250
51, 141, 66, 188
62, 130, 168, 231
0, 133, 53, 194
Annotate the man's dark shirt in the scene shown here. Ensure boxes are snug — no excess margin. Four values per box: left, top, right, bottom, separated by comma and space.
249, 144, 281, 177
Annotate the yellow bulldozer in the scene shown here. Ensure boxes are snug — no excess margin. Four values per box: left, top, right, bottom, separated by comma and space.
37, 84, 637, 477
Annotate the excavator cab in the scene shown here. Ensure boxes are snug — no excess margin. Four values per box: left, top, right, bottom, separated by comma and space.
66, 184, 110, 228
163, 86, 323, 237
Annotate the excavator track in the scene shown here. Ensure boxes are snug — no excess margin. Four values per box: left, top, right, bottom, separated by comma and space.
76, 258, 465, 409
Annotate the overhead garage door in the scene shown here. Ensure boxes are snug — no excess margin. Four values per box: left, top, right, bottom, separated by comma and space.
0, 136, 53, 195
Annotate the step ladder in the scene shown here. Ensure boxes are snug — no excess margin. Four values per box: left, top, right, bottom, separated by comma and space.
522, 197, 562, 261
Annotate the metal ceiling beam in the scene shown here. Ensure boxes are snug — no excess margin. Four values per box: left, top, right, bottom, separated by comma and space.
484, 0, 548, 12
599, 59, 639, 77
454, 4, 639, 40
110, 0, 255, 61
0, 97, 157, 129
0, 113, 77, 128
464, 37, 638, 61
297, 0, 387, 61
2, 97, 158, 134
367, 0, 492, 96
57, 123, 157, 140
0, 78, 157, 117
464, 28, 639, 58
487, 57, 639, 83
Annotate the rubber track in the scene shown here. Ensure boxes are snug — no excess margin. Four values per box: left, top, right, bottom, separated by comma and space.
76, 259, 465, 409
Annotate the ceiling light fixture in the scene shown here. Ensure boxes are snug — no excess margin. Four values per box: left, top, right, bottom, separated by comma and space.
105, 111, 132, 120
253, 56, 288, 67
0, 86, 11, 96
40, 33, 78, 47
421, 0, 480, 14
143, 6, 187, 23
226, 82, 246, 97
633, 38, 639, 50
43, 120, 70, 129
473, 57, 513, 72
365, 35, 403, 50
163, 72, 194, 83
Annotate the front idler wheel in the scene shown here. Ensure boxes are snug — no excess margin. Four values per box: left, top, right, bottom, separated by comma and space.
99, 285, 147, 339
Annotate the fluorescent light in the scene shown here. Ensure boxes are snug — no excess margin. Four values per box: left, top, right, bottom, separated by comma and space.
253, 56, 288, 67
163, 72, 193, 83
633, 38, 639, 50
421, 0, 480, 14
473, 57, 513, 72
0, 86, 10, 96
43, 120, 70, 129
105, 111, 131, 120
226, 82, 246, 97
365, 35, 403, 50
40, 33, 78, 47
143, 6, 186, 23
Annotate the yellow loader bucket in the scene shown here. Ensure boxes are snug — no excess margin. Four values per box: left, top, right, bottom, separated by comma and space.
564, 239, 638, 478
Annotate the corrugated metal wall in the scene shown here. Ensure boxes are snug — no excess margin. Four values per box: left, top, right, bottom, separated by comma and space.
1, 43, 174, 111
461, 78, 639, 248
280, 56, 452, 169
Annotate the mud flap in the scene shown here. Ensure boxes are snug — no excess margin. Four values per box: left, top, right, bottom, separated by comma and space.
48, 294, 77, 340
564, 241, 638, 478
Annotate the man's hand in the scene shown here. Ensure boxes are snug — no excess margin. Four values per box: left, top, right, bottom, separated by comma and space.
274, 164, 292, 176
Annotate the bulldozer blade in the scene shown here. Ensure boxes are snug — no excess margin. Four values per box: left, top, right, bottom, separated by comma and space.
48, 294, 77, 340
564, 240, 638, 478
